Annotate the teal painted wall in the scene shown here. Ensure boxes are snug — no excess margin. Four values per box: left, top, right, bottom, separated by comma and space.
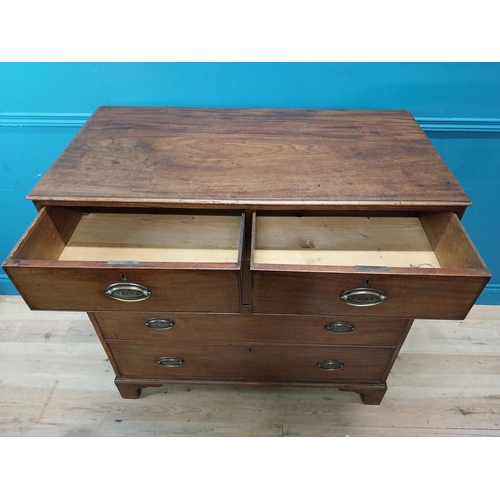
1, 63, 499, 303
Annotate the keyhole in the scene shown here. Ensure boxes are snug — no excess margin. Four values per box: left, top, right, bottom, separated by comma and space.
248, 348, 252, 352
365, 279, 370, 286
120, 274, 127, 282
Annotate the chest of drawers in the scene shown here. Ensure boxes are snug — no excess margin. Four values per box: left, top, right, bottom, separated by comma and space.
2, 107, 490, 404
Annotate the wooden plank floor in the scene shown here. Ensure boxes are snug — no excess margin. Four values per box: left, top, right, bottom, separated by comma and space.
1, 295, 499, 437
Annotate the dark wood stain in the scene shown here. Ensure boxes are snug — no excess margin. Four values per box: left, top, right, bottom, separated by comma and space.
28, 107, 470, 209
2, 107, 490, 405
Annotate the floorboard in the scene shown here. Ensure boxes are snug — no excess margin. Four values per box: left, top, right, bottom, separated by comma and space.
1, 295, 499, 437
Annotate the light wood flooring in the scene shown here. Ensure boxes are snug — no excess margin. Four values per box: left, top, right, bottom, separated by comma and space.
1, 295, 499, 437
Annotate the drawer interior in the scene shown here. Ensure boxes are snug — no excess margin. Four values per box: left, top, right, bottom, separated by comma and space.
11, 207, 244, 265
252, 212, 486, 271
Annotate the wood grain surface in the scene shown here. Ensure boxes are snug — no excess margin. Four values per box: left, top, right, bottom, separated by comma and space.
251, 271, 490, 319
1, 296, 499, 436
254, 215, 441, 268
108, 341, 394, 381
27, 107, 470, 210
5, 267, 241, 312
61, 212, 242, 263
93, 311, 408, 346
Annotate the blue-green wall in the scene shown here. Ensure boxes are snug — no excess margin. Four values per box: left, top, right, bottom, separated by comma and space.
1, 63, 499, 303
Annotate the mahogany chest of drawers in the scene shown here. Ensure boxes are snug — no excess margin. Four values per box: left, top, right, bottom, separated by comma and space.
3, 107, 490, 404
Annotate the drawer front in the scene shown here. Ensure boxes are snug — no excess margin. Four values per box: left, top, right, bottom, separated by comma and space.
251, 271, 489, 319
2, 206, 244, 312
6, 267, 240, 312
95, 312, 407, 346
251, 212, 490, 320
109, 342, 394, 382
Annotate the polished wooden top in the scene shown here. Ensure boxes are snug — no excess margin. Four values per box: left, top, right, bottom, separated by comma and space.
28, 107, 470, 209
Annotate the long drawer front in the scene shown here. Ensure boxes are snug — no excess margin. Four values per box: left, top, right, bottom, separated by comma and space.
108, 342, 394, 382
95, 312, 408, 346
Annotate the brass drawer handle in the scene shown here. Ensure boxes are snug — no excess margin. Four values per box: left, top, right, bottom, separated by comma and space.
157, 356, 184, 367
340, 287, 386, 307
145, 317, 175, 330
106, 283, 151, 302
317, 360, 344, 370
325, 321, 355, 334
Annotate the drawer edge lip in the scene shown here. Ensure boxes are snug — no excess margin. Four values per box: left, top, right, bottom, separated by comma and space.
2, 259, 242, 271
92, 310, 410, 320
26, 196, 473, 211
105, 340, 400, 348
250, 263, 491, 278
105, 339, 399, 348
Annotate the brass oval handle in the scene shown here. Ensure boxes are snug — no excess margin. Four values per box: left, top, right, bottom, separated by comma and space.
157, 356, 184, 367
325, 321, 355, 334
340, 287, 386, 307
317, 360, 344, 370
106, 283, 151, 302
145, 317, 175, 330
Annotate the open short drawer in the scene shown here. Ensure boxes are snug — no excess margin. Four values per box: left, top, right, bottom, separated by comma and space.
3, 207, 244, 312
250, 212, 490, 319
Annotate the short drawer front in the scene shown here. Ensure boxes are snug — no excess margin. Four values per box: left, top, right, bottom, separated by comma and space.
251, 271, 489, 320
250, 212, 490, 320
95, 312, 407, 346
2, 206, 244, 313
7, 267, 240, 312
109, 342, 394, 382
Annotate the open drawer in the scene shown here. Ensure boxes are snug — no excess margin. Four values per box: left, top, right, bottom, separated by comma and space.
3, 207, 244, 312
250, 212, 490, 319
